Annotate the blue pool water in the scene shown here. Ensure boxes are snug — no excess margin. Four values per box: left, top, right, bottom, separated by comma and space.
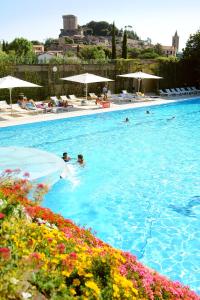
0, 99, 200, 293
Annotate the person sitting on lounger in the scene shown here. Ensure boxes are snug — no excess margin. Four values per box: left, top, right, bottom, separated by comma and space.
18, 97, 37, 110
59, 99, 73, 108
62, 152, 71, 162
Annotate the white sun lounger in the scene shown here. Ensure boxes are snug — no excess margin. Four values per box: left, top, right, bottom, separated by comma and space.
0, 100, 11, 110
159, 89, 169, 96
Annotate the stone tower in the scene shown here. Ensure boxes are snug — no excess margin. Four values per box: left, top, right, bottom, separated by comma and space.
60, 14, 81, 37
63, 15, 78, 31
172, 31, 179, 51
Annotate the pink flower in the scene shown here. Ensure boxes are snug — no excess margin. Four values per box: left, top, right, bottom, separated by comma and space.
23, 172, 30, 178
0, 213, 5, 219
4, 169, 12, 174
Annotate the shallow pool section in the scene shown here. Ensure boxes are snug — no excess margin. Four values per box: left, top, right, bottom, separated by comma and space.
0, 99, 200, 293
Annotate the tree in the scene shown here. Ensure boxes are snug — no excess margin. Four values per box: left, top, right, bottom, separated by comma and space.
111, 22, 116, 59
122, 30, 128, 59
9, 38, 33, 56
31, 40, 42, 45
154, 43, 163, 56
183, 30, 200, 60
2, 40, 9, 53
128, 48, 141, 58
44, 38, 58, 50
80, 46, 106, 60
84, 21, 112, 36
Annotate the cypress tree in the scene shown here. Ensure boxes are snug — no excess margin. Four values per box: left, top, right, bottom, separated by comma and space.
122, 30, 127, 59
111, 22, 116, 59
2, 40, 6, 52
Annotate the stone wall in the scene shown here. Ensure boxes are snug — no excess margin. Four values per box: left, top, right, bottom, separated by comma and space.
0, 59, 181, 101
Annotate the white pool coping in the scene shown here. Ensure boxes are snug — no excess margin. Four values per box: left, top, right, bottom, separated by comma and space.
0, 96, 199, 128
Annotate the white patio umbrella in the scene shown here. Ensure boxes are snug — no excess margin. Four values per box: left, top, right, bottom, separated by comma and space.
118, 71, 162, 92
61, 73, 113, 99
0, 75, 41, 112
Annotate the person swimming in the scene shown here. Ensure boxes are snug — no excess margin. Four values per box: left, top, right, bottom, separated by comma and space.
146, 110, 150, 114
77, 154, 85, 166
124, 117, 129, 122
62, 152, 71, 162
167, 116, 175, 121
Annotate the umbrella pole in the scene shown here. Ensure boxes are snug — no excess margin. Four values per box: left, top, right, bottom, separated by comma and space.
138, 79, 141, 92
9, 88, 12, 115
86, 83, 88, 100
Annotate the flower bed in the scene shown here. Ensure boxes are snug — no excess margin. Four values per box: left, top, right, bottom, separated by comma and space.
0, 171, 199, 299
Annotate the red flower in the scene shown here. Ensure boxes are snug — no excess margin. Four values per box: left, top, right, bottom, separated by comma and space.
57, 243, 66, 254
0, 247, 10, 259
0, 213, 5, 219
37, 183, 45, 189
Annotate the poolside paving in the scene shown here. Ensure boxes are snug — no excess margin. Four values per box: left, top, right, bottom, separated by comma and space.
0, 95, 198, 128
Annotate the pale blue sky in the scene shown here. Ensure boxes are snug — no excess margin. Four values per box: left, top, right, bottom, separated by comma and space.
1, 0, 200, 50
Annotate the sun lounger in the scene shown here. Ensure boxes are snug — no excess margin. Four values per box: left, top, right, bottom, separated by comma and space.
89, 93, 98, 99
179, 88, 191, 95
50, 96, 72, 113
59, 95, 74, 108
170, 88, 181, 96
191, 86, 200, 93
165, 89, 177, 96
186, 87, 196, 94
159, 89, 169, 96
68, 95, 96, 106
175, 88, 186, 95
0, 100, 11, 110
122, 90, 134, 97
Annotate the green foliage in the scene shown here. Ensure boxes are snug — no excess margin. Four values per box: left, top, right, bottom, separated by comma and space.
9, 38, 33, 57
80, 46, 106, 60
183, 30, 200, 60
31, 40, 42, 45
44, 38, 59, 50
112, 22, 116, 59
2, 40, 9, 53
139, 48, 159, 59
83, 21, 113, 36
128, 48, 141, 58
154, 43, 163, 56
122, 31, 128, 59
64, 37, 74, 45
126, 30, 139, 40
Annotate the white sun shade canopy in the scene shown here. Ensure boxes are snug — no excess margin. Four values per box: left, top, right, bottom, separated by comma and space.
61, 73, 113, 84
0, 75, 41, 89
118, 71, 162, 79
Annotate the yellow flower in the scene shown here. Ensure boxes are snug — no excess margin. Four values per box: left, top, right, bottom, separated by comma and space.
69, 288, 76, 296
73, 279, 80, 286
85, 280, 100, 295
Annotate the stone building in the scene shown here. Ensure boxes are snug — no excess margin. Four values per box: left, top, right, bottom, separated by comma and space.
172, 31, 179, 51
59, 15, 83, 37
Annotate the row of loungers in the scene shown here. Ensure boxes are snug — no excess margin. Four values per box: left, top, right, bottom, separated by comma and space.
159, 86, 200, 97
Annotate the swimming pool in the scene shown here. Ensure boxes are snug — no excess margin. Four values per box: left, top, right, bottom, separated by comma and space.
0, 99, 200, 293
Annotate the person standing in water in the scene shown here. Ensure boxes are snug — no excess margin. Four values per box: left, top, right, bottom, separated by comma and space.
77, 154, 85, 166
62, 152, 71, 162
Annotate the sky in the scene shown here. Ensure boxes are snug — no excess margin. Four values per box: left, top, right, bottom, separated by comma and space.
1, 0, 200, 50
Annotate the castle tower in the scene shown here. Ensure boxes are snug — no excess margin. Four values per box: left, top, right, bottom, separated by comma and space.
172, 31, 179, 51
63, 15, 78, 31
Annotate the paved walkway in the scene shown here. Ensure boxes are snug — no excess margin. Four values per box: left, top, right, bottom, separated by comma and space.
0, 96, 198, 128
